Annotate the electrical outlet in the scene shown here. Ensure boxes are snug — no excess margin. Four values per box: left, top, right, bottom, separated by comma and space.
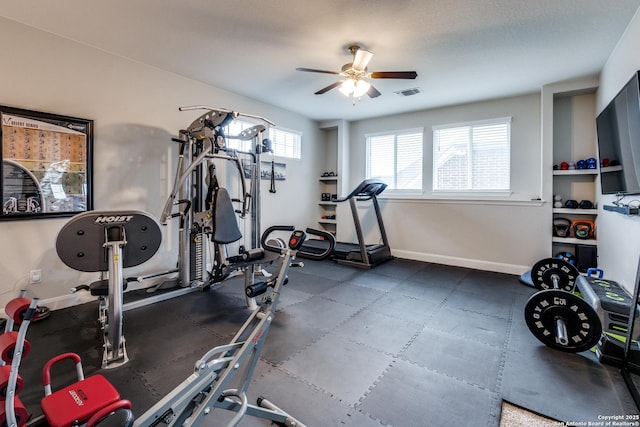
29, 269, 42, 284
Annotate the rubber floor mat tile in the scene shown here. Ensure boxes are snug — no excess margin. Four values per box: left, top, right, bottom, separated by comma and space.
282, 332, 394, 406
360, 358, 495, 427
402, 327, 502, 391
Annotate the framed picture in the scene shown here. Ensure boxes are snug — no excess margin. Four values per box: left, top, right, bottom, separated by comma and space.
1, 106, 93, 220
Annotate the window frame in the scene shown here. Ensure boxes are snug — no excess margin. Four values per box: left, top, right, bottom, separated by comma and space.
269, 126, 302, 160
223, 120, 302, 160
432, 117, 512, 195
365, 127, 424, 194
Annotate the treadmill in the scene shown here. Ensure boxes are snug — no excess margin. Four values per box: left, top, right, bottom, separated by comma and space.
301, 178, 393, 268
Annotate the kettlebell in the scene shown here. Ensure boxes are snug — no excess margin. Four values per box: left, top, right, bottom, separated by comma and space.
553, 218, 572, 237
572, 220, 594, 240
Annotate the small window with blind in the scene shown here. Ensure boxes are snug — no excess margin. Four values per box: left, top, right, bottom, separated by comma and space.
224, 120, 301, 159
432, 118, 511, 193
366, 129, 423, 191
269, 126, 302, 159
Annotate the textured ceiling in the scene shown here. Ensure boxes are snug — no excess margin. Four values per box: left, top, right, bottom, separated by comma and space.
1, 0, 639, 121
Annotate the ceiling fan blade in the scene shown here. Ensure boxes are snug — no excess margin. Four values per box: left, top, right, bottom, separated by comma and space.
315, 81, 342, 95
296, 67, 340, 75
367, 84, 382, 98
370, 71, 418, 79
352, 49, 374, 72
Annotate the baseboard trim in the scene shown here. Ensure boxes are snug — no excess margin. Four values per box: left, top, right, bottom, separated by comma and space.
391, 249, 529, 276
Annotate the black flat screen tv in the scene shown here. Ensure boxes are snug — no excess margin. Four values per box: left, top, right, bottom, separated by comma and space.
596, 70, 640, 195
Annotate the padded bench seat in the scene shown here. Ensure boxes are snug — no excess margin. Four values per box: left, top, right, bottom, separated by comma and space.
41, 374, 121, 427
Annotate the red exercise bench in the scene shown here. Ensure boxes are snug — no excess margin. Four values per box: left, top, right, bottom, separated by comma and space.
40, 352, 124, 427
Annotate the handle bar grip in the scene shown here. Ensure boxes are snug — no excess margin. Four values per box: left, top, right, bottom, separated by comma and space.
261, 225, 296, 253
586, 268, 604, 278
298, 227, 336, 261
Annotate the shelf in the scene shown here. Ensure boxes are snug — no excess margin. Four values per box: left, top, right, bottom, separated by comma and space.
601, 165, 623, 173
552, 237, 597, 246
319, 177, 338, 182
319, 201, 338, 206
603, 204, 639, 215
548, 87, 599, 269
553, 169, 598, 176
318, 219, 337, 224
553, 208, 597, 215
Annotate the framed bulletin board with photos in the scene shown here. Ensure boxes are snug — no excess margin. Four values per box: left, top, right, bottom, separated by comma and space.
1, 106, 93, 220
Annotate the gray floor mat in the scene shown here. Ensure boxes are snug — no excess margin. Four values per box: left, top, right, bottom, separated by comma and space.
359, 358, 496, 427
13, 258, 639, 425
281, 332, 395, 406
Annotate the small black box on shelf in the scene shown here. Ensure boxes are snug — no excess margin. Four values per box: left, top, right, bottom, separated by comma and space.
575, 244, 597, 272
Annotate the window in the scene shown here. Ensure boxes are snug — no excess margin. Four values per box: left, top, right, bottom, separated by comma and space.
223, 120, 301, 159
223, 120, 252, 152
366, 129, 423, 191
269, 127, 302, 159
432, 118, 511, 192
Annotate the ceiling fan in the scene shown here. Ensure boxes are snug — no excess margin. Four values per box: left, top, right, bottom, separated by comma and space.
296, 45, 418, 99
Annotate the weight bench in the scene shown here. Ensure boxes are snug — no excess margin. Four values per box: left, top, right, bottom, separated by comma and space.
576, 271, 636, 366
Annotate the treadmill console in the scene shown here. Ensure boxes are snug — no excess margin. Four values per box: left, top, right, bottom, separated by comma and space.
288, 230, 307, 250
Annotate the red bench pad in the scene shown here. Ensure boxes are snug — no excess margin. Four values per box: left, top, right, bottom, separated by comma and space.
41, 374, 120, 427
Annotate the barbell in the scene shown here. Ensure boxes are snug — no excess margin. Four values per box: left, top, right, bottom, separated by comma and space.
530, 257, 579, 292
524, 257, 601, 353
524, 289, 602, 353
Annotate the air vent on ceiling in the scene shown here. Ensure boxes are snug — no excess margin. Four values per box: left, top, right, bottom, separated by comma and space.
394, 87, 422, 97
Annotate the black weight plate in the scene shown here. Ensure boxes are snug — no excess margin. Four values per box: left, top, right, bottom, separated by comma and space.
56, 210, 162, 272
524, 289, 602, 353
530, 257, 579, 291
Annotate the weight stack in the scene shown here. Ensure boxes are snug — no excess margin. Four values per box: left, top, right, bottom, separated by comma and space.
190, 232, 205, 283
575, 244, 597, 273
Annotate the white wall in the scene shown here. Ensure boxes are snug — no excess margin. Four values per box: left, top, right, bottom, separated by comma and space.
343, 93, 547, 274
596, 8, 640, 293
0, 18, 322, 309
4, 7, 639, 309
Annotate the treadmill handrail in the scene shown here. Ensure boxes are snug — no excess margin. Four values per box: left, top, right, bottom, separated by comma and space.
333, 179, 387, 203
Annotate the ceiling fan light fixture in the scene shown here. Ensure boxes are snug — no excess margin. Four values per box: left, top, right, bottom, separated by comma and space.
339, 78, 370, 98
339, 78, 355, 96
353, 80, 371, 98
297, 44, 417, 100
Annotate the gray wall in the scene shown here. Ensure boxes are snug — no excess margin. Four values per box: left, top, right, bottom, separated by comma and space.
596, 8, 640, 293
2, 7, 639, 310
0, 18, 322, 309
342, 93, 547, 274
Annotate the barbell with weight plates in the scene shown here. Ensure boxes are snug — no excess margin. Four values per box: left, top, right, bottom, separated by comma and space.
530, 257, 579, 292
524, 289, 602, 353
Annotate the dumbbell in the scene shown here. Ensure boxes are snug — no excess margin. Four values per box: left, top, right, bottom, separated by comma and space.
530, 257, 579, 292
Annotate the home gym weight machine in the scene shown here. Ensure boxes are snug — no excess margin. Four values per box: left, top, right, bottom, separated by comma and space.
62, 107, 277, 367
156, 106, 277, 309
1, 226, 335, 427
